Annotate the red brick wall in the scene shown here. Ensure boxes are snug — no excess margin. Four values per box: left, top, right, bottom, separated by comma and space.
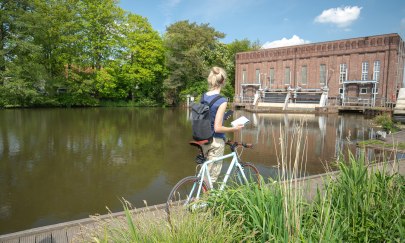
235, 33, 405, 102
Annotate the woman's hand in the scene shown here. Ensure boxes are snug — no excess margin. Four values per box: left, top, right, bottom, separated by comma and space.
233, 124, 244, 131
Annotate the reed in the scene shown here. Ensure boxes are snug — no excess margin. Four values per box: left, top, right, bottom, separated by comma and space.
90, 199, 245, 242
90, 120, 404, 242
206, 121, 404, 242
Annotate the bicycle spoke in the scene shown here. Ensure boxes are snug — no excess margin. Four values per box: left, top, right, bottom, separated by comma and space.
166, 176, 208, 216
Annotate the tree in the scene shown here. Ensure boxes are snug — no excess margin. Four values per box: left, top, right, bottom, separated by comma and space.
0, 0, 47, 106
116, 13, 166, 104
78, 0, 124, 70
163, 21, 225, 105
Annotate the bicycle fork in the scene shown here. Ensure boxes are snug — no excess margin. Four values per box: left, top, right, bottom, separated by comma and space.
219, 153, 248, 191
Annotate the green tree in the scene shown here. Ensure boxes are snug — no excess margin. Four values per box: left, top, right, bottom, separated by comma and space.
60, 0, 125, 104
79, 0, 124, 70
0, 0, 47, 107
163, 21, 225, 105
117, 13, 166, 104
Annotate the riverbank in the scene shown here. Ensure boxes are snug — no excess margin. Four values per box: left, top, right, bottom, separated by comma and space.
1, 158, 404, 242
357, 130, 405, 153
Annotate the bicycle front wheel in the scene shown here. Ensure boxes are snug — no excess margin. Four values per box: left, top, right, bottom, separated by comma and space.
230, 162, 261, 187
166, 176, 208, 216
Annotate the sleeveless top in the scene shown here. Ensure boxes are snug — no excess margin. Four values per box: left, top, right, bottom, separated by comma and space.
202, 93, 227, 140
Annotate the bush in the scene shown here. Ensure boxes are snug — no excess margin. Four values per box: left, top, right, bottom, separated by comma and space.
373, 114, 400, 133
205, 152, 405, 242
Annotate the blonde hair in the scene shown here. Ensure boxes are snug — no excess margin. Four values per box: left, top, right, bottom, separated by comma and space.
207, 67, 226, 90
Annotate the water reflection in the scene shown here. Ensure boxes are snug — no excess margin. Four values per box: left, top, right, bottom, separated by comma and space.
231, 111, 377, 177
0, 108, 379, 234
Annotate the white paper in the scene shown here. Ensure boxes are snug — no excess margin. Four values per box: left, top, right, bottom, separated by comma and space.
231, 116, 250, 127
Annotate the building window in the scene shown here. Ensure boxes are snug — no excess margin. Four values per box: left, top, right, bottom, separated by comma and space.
360, 88, 367, 94
284, 67, 290, 85
242, 69, 246, 83
256, 69, 260, 84
361, 62, 368, 81
339, 88, 343, 94
373, 60, 380, 81
339, 64, 347, 83
301, 66, 307, 85
269, 68, 275, 85
320, 64, 326, 85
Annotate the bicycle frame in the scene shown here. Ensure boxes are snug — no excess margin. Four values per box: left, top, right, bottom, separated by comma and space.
187, 151, 249, 203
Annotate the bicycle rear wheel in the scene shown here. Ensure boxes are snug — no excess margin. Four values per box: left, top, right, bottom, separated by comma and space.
230, 162, 261, 187
166, 176, 208, 216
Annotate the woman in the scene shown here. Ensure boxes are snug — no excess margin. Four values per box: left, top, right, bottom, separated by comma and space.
202, 66, 244, 183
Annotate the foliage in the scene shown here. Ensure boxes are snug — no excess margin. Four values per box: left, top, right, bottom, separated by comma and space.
163, 21, 226, 104
357, 139, 405, 151
314, 152, 405, 242
204, 152, 404, 242
117, 13, 166, 104
91, 201, 246, 242
0, 0, 257, 108
373, 114, 400, 133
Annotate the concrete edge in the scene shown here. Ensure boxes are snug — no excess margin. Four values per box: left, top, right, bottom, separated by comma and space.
0, 203, 167, 240
1, 159, 404, 240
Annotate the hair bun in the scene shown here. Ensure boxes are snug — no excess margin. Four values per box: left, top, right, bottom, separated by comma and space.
212, 67, 220, 75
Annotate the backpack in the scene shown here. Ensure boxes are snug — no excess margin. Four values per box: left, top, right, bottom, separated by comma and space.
191, 94, 223, 142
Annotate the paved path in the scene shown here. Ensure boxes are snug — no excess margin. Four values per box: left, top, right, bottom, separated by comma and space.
1, 160, 404, 243
385, 130, 405, 144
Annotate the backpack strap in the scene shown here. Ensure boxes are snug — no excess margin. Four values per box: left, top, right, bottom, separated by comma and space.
201, 94, 223, 107
208, 95, 223, 107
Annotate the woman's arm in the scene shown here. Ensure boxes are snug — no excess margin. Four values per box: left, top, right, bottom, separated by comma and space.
214, 102, 244, 133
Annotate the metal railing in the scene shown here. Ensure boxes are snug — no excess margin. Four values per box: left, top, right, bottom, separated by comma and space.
330, 97, 395, 108
234, 95, 395, 109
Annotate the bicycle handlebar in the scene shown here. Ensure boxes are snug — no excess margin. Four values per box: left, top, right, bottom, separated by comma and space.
225, 140, 254, 149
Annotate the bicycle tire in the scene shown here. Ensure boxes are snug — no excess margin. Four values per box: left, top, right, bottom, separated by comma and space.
166, 176, 208, 216
230, 162, 261, 187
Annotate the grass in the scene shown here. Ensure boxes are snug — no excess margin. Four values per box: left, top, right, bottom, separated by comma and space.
89, 121, 405, 242
357, 139, 405, 151
88, 200, 246, 242
372, 114, 401, 133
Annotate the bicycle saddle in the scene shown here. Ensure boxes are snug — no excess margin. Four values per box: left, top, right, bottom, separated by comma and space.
189, 140, 209, 147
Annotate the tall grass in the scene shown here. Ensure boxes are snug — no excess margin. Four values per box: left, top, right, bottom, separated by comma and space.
90, 200, 246, 242
206, 121, 405, 242
89, 121, 404, 242
321, 152, 405, 242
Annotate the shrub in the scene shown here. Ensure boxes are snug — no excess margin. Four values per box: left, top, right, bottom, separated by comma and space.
373, 114, 400, 133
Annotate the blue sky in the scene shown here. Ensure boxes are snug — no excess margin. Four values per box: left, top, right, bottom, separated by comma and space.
119, 0, 405, 48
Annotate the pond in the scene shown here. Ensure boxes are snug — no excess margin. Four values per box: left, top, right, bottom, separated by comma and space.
0, 108, 378, 234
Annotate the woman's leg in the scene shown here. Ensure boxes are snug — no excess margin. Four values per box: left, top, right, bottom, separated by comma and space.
203, 138, 225, 183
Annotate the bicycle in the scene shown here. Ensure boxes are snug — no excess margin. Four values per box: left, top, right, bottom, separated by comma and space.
166, 139, 261, 216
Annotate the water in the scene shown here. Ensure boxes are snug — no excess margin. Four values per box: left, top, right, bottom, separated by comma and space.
0, 108, 377, 234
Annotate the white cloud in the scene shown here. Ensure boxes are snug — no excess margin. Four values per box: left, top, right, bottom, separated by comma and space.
159, 0, 182, 27
315, 6, 362, 28
167, 0, 181, 8
401, 18, 405, 30
262, 35, 311, 49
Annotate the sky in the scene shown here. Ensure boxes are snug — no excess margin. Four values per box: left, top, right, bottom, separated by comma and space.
119, 0, 405, 48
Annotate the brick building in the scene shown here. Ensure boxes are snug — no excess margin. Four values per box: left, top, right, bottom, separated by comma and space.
234, 33, 405, 107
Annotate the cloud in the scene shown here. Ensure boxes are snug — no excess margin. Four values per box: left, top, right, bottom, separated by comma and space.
314, 6, 362, 28
401, 18, 405, 30
158, 0, 183, 27
262, 35, 311, 49
166, 0, 181, 8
